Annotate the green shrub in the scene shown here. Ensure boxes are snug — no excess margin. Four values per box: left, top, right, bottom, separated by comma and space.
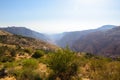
47, 48, 79, 80
0, 46, 7, 56
0, 56, 14, 62
104, 61, 120, 80
4, 61, 17, 68
32, 50, 44, 58
3, 59, 41, 80
87, 58, 120, 80
24, 48, 32, 55
14, 68, 42, 80
22, 59, 39, 69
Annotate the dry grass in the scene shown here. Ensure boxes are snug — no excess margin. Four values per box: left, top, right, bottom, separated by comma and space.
37, 63, 50, 79
0, 76, 16, 80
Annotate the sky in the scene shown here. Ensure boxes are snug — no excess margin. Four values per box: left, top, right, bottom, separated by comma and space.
0, 0, 120, 34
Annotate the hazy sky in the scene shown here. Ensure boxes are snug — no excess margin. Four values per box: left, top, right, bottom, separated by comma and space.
0, 0, 120, 33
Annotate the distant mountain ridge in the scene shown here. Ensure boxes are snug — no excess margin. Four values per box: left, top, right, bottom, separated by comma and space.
54, 25, 116, 48
0, 27, 49, 42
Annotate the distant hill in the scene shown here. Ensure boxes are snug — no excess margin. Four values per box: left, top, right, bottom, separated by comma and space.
0, 30, 58, 51
54, 25, 116, 48
0, 27, 49, 42
72, 26, 120, 57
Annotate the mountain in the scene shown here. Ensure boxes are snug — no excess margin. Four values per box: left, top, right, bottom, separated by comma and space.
72, 26, 120, 57
0, 29, 58, 51
56, 30, 94, 47
54, 25, 116, 48
97, 25, 116, 30
0, 27, 49, 42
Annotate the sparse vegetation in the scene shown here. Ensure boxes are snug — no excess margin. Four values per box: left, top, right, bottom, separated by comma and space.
1, 45, 120, 80
0, 31, 120, 80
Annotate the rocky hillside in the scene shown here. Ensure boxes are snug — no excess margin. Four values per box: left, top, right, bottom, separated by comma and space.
55, 25, 116, 48
72, 26, 120, 57
0, 30, 58, 51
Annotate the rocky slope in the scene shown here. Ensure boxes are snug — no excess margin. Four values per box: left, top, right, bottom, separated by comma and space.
55, 25, 116, 48
72, 26, 120, 57
0, 30, 58, 51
